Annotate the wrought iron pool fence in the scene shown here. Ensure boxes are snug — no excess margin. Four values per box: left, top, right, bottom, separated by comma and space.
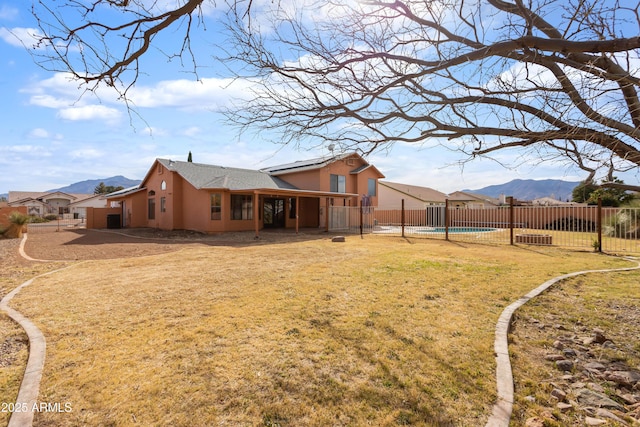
329, 201, 640, 255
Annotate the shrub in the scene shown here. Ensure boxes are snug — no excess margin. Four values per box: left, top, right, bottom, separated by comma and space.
3, 211, 29, 239
9, 211, 29, 225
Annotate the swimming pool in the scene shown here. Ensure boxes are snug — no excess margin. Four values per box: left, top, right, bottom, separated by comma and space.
415, 227, 497, 233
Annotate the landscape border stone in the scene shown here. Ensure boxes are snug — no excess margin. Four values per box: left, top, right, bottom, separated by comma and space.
1, 234, 76, 427
484, 256, 640, 427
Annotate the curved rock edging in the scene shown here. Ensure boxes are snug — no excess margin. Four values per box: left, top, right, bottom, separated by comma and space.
0, 234, 76, 426
485, 257, 640, 427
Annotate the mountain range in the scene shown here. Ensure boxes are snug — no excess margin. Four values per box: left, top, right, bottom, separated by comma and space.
47, 176, 142, 194
465, 179, 581, 202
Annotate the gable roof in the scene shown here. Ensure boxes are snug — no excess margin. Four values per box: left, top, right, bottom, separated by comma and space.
8, 191, 94, 204
380, 181, 448, 203
156, 159, 299, 191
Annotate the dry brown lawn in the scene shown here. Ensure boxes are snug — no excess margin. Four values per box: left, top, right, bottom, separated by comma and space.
2, 234, 637, 426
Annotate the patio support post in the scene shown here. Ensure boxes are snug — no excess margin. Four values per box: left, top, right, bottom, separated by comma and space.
597, 197, 603, 253
253, 191, 260, 239
295, 196, 299, 234
325, 198, 329, 232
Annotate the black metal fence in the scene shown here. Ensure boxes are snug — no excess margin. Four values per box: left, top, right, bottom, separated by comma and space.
329, 201, 640, 255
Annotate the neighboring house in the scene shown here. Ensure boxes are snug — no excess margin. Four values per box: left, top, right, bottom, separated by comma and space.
68, 194, 109, 219
447, 191, 501, 209
7, 191, 102, 217
377, 181, 448, 209
106, 152, 385, 235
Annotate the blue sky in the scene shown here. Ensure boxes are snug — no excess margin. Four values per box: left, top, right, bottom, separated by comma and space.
1, 1, 633, 196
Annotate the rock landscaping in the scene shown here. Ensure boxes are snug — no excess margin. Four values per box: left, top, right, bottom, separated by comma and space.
521, 321, 640, 426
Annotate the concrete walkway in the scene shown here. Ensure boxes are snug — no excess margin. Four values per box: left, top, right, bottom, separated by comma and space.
0, 234, 72, 427
485, 256, 640, 427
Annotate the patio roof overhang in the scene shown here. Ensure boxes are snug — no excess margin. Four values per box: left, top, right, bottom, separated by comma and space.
233, 188, 360, 199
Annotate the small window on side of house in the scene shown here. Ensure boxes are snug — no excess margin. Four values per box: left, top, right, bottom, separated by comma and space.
368, 178, 376, 196
210, 193, 222, 220
330, 174, 346, 193
160, 197, 166, 213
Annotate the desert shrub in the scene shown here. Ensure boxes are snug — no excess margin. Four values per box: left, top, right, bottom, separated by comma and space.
3, 212, 29, 238
9, 211, 29, 225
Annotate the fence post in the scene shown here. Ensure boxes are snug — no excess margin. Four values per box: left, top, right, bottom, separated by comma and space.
508, 196, 514, 245
325, 198, 329, 232
445, 199, 450, 241
401, 199, 405, 238
597, 197, 603, 253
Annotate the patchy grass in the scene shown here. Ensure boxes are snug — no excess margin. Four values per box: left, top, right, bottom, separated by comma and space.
5, 235, 634, 426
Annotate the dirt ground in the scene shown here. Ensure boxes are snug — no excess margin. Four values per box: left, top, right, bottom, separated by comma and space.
0, 227, 329, 300
17, 227, 331, 261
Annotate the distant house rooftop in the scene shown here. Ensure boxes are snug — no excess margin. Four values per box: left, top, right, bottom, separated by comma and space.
380, 181, 448, 204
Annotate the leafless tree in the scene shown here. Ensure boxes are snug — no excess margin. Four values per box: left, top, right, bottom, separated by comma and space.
31, 0, 640, 189
221, 0, 640, 189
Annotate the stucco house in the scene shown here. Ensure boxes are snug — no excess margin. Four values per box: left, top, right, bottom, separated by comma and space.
106, 152, 384, 235
378, 181, 448, 209
8, 191, 103, 218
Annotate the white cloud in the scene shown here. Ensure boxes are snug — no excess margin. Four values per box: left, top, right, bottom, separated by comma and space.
128, 77, 253, 110
182, 126, 202, 137
4, 144, 53, 159
0, 27, 44, 49
57, 105, 122, 123
69, 148, 104, 159
27, 128, 63, 140
141, 127, 168, 137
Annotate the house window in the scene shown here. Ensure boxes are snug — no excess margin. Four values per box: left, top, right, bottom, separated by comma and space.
368, 178, 377, 196
160, 197, 166, 213
330, 174, 346, 193
231, 194, 253, 220
148, 197, 156, 220
288, 198, 297, 219
210, 193, 222, 220
161, 180, 167, 190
